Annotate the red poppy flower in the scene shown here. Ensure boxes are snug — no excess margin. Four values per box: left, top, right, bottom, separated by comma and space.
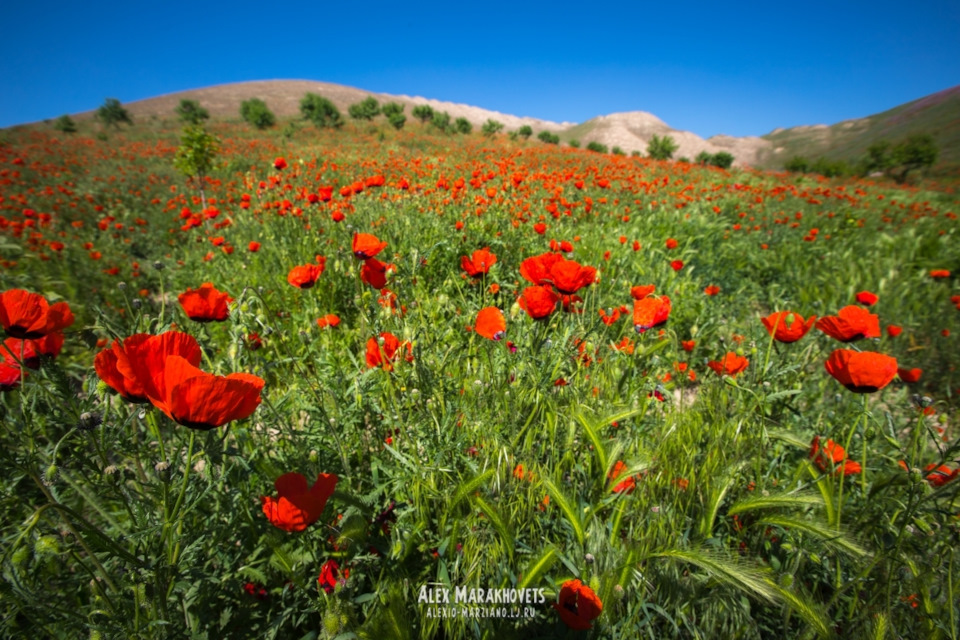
670, 260, 684, 271
518, 285, 559, 320
318, 559, 349, 594
665, 238, 678, 250
366, 333, 413, 371
1, 349, 25, 390
810, 436, 861, 476
261, 472, 338, 533
316, 314, 340, 329
151, 356, 264, 429
703, 285, 720, 296
681, 340, 696, 352
0, 289, 75, 339
98, 332, 202, 404
461, 248, 497, 277
287, 263, 325, 289
824, 349, 897, 393
554, 579, 603, 630
533, 222, 547, 234
608, 460, 636, 494
248, 241, 261, 252
761, 311, 817, 343
815, 306, 880, 342
630, 285, 656, 300
855, 291, 878, 306
360, 258, 389, 290
707, 352, 749, 377
929, 269, 951, 279
273, 157, 287, 170
352, 233, 388, 259
547, 258, 597, 295
633, 296, 671, 333
178, 283, 233, 322
898, 367, 922, 383
886, 325, 902, 338
924, 464, 958, 487
475, 307, 506, 341
4, 332, 64, 370
519, 252, 563, 286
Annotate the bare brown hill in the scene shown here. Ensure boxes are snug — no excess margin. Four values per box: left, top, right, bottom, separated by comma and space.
101, 79, 571, 131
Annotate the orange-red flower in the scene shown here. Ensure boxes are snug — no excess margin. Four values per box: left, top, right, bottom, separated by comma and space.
152, 356, 264, 429
924, 464, 958, 488
815, 306, 880, 342
287, 263, 325, 289
518, 285, 559, 320
316, 314, 340, 329
178, 283, 232, 322
248, 241, 261, 252
273, 157, 287, 170
761, 311, 817, 343
360, 258, 390, 290
0, 289, 74, 339
810, 436, 861, 476
707, 352, 749, 377
670, 260, 684, 271
681, 340, 696, 352
352, 233, 388, 259
929, 269, 951, 279
366, 333, 413, 371
318, 559, 349, 593
608, 460, 636, 494
665, 238, 678, 250
554, 579, 603, 630
3, 332, 64, 370
475, 307, 506, 341
886, 325, 903, 338
630, 284, 656, 300
824, 349, 897, 393
898, 367, 922, 383
520, 252, 596, 294
703, 285, 720, 296
261, 472, 338, 533
461, 248, 497, 277
98, 332, 202, 404
855, 290, 878, 306
633, 296, 671, 333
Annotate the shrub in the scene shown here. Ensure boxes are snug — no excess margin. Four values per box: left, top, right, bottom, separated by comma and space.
890, 134, 938, 183
300, 93, 343, 129
568, 140, 581, 149
454, 118, 472, 134
710, 151, 735, 169
586, 141, 608, 153
173, 125, 220, 210
387, 113, 406, 130
612, 146, 625, 156
97, 98, 132, 128
382, 102, 405, 118
176, 99, 209, 125
538, 131, 560, 145
517, 125, 533, 139
481, 119, 504, 137
431, 111, 452, 133
677, 156, 690, 164
53, 115, 77, 133
630, 150, 642, 157
695, 151, 713, 165
412, 105, 435, 123
240, 98, 276, 130
348, 97, 381, 121
647, 134, 678, 160
784, 156, 809, 173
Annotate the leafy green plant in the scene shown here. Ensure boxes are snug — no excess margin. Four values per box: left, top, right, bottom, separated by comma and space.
517, 125, 533, 139
537, 131, 560, 144
348, 97, 381, 121
301, 93, 343, 129
176, 99, 210, 125
412, 104, 434, 123
481, 119, 504, 137
173, 125, 219, 209
647, 134, 678, 160
96, 98, 132, 129
240, 98, 276, 129
454, 117, 472, 134
53, 114, 77, 133
586, 141, 607, 153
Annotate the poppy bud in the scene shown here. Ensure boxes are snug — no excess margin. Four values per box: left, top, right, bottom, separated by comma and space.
117, 282, 127, 290
152, 261, 165, 271
132, 298, 141, 310
43, 464, 58, 486
35, 535, 60, 555
78, 412, 102, 431
155, 461, 171, 482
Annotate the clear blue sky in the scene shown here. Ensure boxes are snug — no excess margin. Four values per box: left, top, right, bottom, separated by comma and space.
2, 0, 958, 137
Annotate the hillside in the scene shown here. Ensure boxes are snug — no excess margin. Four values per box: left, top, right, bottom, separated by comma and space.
762, 84, 960, 168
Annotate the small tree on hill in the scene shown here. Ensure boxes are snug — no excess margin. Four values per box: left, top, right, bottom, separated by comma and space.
785, 156, 809, 173
710, 151, 735, 169
301, 93, 343, 129
382, 102, 404, 118
890, 134, 938, 183
387, 112, 406, 130
538, 131, 560, 145
431, 111, 452, 133
54, 115, 78, 134
569, 140, 581, 149
412, 105, 434, 123
454, 117, 472, 134
97, 98, 132, 129
585, 141, 607, 153
517, 125, 533, 139
647, 134, 678, 160
176, 99, 209, 125
348, 97, 381, 121
174, 125, 220, 210
862, 141, 894, 175
695, 151, 712, 165
481, 119, 504, 137
240, 98, 276, 129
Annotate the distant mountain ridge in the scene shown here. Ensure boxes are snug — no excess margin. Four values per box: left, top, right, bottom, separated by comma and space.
66, 79, 960, 170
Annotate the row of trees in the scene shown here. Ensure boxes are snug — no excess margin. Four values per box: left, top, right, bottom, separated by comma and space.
784, 134, 939, 183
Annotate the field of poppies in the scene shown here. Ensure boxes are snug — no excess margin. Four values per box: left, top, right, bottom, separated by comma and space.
1, 118, 959, 639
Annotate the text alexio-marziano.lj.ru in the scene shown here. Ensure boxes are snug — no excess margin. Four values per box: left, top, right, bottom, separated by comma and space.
418, 584, 546, 619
